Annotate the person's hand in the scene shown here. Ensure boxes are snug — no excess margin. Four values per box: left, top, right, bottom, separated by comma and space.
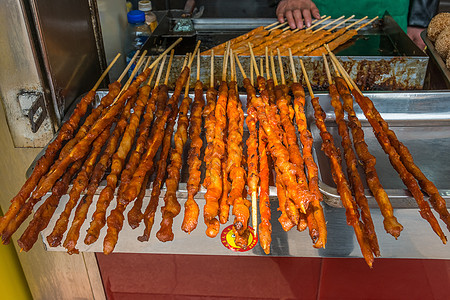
276, 0, 321, 29
407, 26, 426, 51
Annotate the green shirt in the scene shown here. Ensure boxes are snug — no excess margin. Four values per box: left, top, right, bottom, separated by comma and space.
313, 0, 409, 31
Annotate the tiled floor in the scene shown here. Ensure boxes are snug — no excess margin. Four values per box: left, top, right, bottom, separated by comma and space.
96, 254, 450, 299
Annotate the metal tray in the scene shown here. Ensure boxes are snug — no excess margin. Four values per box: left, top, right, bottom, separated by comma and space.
29, 90, 450, 259
307, 91, 450, 209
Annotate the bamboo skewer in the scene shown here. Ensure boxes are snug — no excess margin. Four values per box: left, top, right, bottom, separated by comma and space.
327, 15, 355, 32
248, 43, 260, 77
269, 22, 288, 31
270, 52, 278, 86
264, 21, 280, 29
164, 50, 175, 86
210, 50, 214, 88
276, 48, 286, 85
265, 47, 271, 80
153, 54, 167, 87
356, 16, 379, 31
250, 57, 254, 85
312, 16, 345, 33
305, 16, 331, 31
292, 15, 327, 33
346, 16, 368, 30
288, 49, 298, 83
188, 40, 202, 67
93, 53, 121, 90
260, 58, 264, 79
146, 59, 159, 86
326, 47, 448, 242
197, 49, 201, 81
222, 42, 231, 81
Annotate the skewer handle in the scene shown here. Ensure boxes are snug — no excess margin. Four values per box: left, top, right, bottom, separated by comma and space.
93, 53, 121, 91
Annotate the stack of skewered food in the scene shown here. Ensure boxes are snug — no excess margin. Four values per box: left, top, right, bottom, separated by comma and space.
201, 16, 378, 57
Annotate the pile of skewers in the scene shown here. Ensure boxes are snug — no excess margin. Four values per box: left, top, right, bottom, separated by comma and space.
201, 16, 378, 57
0, 37, 448, 268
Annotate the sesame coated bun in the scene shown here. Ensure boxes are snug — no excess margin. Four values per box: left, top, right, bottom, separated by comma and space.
427, 13, 450, 42
435, 27, 450, 59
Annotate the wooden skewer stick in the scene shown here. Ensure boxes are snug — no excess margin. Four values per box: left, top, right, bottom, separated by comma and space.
230, 48, 235, 82
260, 58, 264, 78
247, 43, 260, 77
292, 15, 327, 33
143, 56, 152, 71
276, 48, 286, 85
265, 21, 280, 29
210, 49, 214, 88
222, 42, 231, 81
299, 59, 314, 98
327, 15, 355, 32
324, 45, 360, 93
346, 16, 368, 30
270, 52, 278, 86
288, 48, 298, 83
356, 16, 379, 31
322, 54, 333, 85
112, 50, 147, 104
146, 60, 158, 86
118, 50, 139, 83
250, 56, 254, 85
182, 53, 189, 69
148, 37, 183, 69
329, 53, 341, 77
234, 54, 247, 79
188, 40, 202, 68
164, 49, 175, 86
305, 16, 331, 31
265, 47, 271, 80
150, 54, 167, 86
93, 53, 121, 90
184, 54, 192, 98
196, 49, 201, 81
282, 19, 321, 32
312, 15, 345, 33
269, 22, 288, 31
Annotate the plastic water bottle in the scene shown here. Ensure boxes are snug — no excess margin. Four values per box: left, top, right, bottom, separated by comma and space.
138, 0, 158, 32
126, 10, 151, 78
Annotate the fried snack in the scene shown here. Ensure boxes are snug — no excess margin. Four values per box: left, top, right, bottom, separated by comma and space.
252, 93, 310, 214
135, 69, 191, 243
291, 83, 326, 248
31, 68, 151, 201
362, 94, 450, 232
84, 85, 151, 245
156, 93, 192, 242
182, 81, 205, 233
201, 26, 266, 55
227, 81, 249, 247
335, 77, 403, 238
121, 67, 189, 206
291, 29, 337, 55
17, 159, 85, 251
127, 86, 163, 229
278, 31, 314, 55
435, 27, 450, 59
329, 83, 380, 256
202, 87, 218, 189
63, 94, 138, 254
45, 122, 113, 247
204, 80, 228, 238
351, 90, 447, 244
427, 12, 450, 42
258, 127, 272, 253
232, 29, 283, 55
310, 96, 374, 267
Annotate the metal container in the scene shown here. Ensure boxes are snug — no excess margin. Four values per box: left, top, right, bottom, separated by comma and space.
30, 90, 450, 259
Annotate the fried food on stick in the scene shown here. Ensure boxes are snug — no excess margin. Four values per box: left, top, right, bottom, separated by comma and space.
204, 44, 230, 238
135, 54, 193, 243
289, 51, 326, 248
328, 50, 447, 244
157, 68, 194, 242
182, 55, 206, 233
323, 55, 380, 256
84, 67, 155, 245
331, 67, 403, 238
301, 59, 374, 267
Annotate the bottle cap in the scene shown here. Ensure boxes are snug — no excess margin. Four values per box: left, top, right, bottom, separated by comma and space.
138, 1, 152, 12
127, 10, 145, 24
